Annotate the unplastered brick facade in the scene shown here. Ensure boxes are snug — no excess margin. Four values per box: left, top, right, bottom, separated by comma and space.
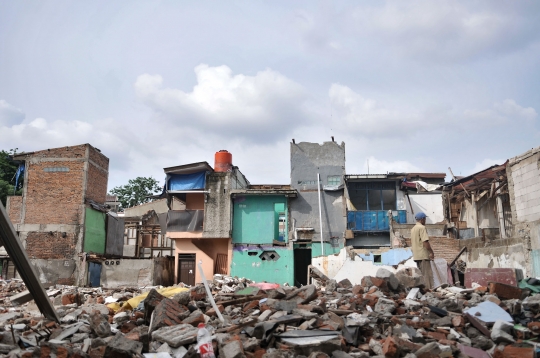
405, 237, 460, 263
6, 144, 109, 285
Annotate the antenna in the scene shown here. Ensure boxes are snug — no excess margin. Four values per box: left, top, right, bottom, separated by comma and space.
367, 158, 369, 175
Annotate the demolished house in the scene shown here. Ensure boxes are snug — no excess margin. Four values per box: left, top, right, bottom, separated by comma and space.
3, 142, 540, 357
447, 144, 540, 278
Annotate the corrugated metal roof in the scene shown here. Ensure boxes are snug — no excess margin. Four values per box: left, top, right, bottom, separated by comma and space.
446, 162, 507, 192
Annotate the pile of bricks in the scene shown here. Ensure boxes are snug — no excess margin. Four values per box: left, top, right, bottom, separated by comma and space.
0, 272, 539, 357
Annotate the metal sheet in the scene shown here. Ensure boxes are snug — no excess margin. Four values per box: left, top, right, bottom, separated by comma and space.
106, 214, 124, 256
464, 268, 517, 288
0, 203, 59, 322
464, 301, 513, 324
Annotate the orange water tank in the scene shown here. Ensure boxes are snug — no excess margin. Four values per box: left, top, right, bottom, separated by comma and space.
214, 150, 233, 172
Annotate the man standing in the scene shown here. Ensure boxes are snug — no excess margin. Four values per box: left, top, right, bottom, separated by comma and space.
410, 212, 435, 289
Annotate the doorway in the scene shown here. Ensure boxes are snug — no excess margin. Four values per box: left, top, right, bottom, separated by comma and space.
178, 254, 196, 286
88, 262, 102, 287
294, 246, 312, 287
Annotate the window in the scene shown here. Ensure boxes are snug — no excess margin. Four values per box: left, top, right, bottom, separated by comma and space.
327, 175, 341, 186
259, 251, 280, 261
349, 181, 396, 211
44, 167, 69, 172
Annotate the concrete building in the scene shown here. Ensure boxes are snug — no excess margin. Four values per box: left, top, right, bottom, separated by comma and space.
6, 144, 109, 285
290, 140, 347, 257
230, 184, 298, 285
345, 172, 446, 248
450, 145, 540, 278
164, 157, 249, 285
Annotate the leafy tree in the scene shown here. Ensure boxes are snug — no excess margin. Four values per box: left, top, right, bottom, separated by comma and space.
109, 176, 162, 209
0, 149, 22, 206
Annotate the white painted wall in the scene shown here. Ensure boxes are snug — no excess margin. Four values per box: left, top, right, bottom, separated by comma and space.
406, 193, 444, 224
311, 246, 417, 285
311, 248, 347, 279
460, 199, 499, 229
461, 244, 529, 277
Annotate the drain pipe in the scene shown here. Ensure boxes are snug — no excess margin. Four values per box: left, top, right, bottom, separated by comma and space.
317, 173, 325, 256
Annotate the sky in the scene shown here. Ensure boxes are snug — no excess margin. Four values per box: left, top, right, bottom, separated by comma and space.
1, 1, 539, 190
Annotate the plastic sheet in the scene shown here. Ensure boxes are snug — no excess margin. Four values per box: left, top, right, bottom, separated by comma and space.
167, 172, 206, 190
124, 286, 189, 310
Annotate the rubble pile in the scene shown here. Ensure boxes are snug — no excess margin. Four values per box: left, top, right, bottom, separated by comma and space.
0, 270, 539, 357
0, 280, 28, 307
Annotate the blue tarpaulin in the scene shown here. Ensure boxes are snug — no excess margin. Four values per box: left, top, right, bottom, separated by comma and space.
167, 171, 206, 190
14, 164, 24, 194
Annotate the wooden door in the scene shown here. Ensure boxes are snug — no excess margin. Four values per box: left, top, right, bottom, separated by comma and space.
178, 254, 196, 286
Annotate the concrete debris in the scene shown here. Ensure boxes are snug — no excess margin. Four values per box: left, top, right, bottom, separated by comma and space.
0, 274, 539, 357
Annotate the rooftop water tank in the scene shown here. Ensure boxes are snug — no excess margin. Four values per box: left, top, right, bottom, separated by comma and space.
214, 150, 232, 172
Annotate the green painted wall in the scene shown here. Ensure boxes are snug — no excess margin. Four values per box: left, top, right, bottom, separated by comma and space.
232, 195, 288, 244
311, 242, 342, 257
84, 208, 106, 254
230, 248, 294, 285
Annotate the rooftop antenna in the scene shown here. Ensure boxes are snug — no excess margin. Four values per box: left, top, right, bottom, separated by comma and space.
367, 158, 369, 175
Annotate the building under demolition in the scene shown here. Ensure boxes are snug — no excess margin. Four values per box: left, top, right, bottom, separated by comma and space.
3, 141, 540, 289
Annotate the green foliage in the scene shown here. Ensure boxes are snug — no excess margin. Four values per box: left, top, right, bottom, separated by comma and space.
109, 176, 162, 209
0, 149, 21, 206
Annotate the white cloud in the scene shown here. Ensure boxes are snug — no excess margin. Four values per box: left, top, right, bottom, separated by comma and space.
328, 84, 421, 136
328, 83, 538, 137
0, 100, 25, 126
469, 158, 505, 175
494, 99, 537, 121
135, 64, 310, 142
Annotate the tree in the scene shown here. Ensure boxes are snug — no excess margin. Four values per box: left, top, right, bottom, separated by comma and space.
109, 176, 162, 209
0, 149, 22, 206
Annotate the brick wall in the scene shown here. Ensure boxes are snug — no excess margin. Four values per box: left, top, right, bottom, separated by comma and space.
23, 160, 85, 224
405, 237, 460, 263
459, 236, 523, 250
87, 146, 109, 204
25, 231, 77, 259
31, 144, 87, 159
6, 196, 22, 224
86, 163, 108, 204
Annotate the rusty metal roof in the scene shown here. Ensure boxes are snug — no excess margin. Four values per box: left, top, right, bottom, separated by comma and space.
446, 162, 508, 192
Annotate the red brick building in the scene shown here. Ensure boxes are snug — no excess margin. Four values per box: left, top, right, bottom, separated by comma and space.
6, 144, 108, 285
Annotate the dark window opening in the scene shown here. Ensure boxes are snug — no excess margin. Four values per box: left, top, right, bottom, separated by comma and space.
248, 252, 257, 256
259, 251, 280, 261
349, 181, 396, 211
373, 255, 382, 263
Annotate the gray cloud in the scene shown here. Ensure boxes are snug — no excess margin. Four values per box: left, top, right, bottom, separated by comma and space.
299, 1, 540, 63
0, 100, 25, 126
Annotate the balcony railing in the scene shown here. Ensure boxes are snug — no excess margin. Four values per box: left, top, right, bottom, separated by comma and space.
347, 210, 407, 232
166, 210, 204, 232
